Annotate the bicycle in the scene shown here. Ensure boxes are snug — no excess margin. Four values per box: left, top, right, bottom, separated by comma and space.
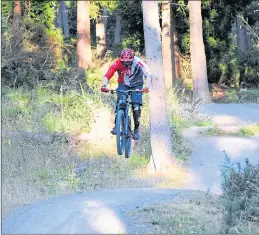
109, 89, 144, 158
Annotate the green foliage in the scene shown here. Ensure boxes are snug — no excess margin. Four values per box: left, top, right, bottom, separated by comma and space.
239, 48, 259, 87
2, 85, 96, 134
90, 1, 119, 19
1, 0, 72, 88
225, 90, 239, 102
173, 0, 258, 87
171, 125, 192, 161
114, 0, 144, 53
180, 34, 190, 53
1, 1, 13, 33
86, 68, 104, 89
166, 88, 212, 160
121, 32, 144, 51
29, 1, 57, 29
220, 155, 259, 233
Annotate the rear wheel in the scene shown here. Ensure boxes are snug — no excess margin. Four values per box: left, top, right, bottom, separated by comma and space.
125, 116, 132, 158
116, 110, 125, 155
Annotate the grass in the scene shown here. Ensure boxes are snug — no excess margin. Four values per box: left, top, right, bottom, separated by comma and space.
127, 191, 222, 234
2, 134, 188, 217
2, 136, 81, 217
2, 86, 96, 134
126, 191, 259, 234
239, 123, 259, 136
165, 88, 212, 161
214, 88, 259, 104
1, 83, 193, 217
2, 81, 206, 217
199, 123, 259, 137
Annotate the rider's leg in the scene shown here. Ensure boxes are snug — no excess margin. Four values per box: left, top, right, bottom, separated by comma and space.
132, 103, 141, 128
131, 87, 143, 140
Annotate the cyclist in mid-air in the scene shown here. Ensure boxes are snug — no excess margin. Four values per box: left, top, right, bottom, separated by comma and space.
100, 48, 152, 140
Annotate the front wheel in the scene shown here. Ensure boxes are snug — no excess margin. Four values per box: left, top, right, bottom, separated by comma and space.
125, 116, 132, 158
116, 110, 125, 155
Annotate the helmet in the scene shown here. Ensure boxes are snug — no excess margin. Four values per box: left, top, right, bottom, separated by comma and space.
120, 48, 135, 61
120, 48, 135, 67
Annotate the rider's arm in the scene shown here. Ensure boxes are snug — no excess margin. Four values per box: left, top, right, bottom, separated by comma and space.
102, 59, 120, 87
137, 58, 152, 89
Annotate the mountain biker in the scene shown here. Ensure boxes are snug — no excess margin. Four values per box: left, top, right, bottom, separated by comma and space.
100, 48, 152, 140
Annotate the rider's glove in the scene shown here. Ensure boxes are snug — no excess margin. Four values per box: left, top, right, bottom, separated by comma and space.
142, 87, 150, 93
101, 85, 109, 93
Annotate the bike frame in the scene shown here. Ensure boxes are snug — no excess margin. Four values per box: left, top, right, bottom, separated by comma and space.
112, 89, 143, 137
109, 89, 143, 157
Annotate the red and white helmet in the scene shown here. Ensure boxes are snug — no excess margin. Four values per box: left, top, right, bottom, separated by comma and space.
120, 48, 135, 61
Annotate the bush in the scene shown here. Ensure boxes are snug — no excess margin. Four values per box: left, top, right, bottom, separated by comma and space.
220, 154, 259, 233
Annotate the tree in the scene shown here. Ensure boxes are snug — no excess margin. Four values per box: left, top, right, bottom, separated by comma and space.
59, 1, 70, 37
113, 14, 121, 46
173, 30, 181, 80
77, 0, 92, 71
189, 0, 211, 103
162, 1, 176, 89
142, 1, 176, 171
25, 0, 31, 15
12, 0, 22, 48
96, 7, 107, 58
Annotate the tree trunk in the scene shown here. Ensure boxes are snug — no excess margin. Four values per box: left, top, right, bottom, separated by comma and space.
170, 1, 181, 80
77, 0, 92, 70
142, 1, 176, 171
236, 17, 247, 52
56, 2, 62, 29
25, 0, 30, 15
232, 20, 238, 47
96, 8, 107, 58
61, 0, 69, 37
162, 1, 176, 89
173, 30, 181, 80
113, 14, 121, 46
103, 8, 108, 39
12, 0, 22, 48
189, 0, 211, 103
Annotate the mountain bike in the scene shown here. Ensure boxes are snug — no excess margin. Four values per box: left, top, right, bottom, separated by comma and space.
110, 89, 143, 158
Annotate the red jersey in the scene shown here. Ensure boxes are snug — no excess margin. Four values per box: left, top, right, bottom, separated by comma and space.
105, 56, 151, 87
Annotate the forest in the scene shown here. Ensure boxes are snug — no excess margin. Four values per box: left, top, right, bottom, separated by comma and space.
2, 0, 259, 90
2, 1, 259, 233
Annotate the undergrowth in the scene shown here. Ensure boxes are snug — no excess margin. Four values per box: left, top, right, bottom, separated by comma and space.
220, 155, 259, 234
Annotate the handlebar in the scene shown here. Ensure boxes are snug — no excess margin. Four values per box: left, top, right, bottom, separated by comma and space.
109, 89, 144, 94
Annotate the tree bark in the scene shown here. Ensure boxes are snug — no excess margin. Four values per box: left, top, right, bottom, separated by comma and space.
96, 7, 107, 58
77, 1, 92, 70
189, 0, 211, 103
113, 14, 121, 46
236, 17, 247, 52
173, 30, 181, 80
103, 7, 108, 39
56, 2, 62, 29
142, 1, 176, 171
61, 1, 69, 37
162, 1, 176, 89
232, 20, 238, 47
12, 0, 22, 48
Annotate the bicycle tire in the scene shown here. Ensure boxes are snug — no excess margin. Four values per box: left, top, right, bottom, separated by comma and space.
116, 110, 125, 155
125, 116, 132, 158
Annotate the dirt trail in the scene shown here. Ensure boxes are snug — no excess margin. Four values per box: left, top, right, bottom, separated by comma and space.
2, 103, 259, 234
2, 188, 198, 234
182, 103, 259, 194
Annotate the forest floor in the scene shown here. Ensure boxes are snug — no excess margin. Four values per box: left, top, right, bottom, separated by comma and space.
2, 103, 259, 234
